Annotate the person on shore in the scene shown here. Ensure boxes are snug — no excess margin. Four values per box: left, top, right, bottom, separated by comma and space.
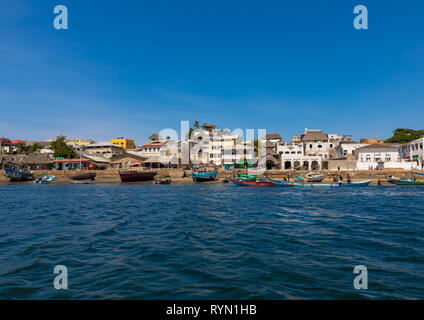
339, 175, 343, 182
347, 174, 352, 183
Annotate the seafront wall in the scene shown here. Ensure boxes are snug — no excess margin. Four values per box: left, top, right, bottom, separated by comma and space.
1, 169, 422, 184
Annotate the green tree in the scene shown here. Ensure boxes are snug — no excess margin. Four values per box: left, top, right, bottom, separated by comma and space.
193, 120, 200, 129
16, 142, 29, 154
50, 135, 77, 159
385, 128, 424, 144
28, 143, 42, 153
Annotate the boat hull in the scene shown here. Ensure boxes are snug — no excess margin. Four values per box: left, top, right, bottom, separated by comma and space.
270, 179, 371, 187
192, 170, 218, 182
70, 173, 97, 181
119, 171, 157, 183
306, 173, 326, 182
388, 179, 424, 186
229, 179, 275, 187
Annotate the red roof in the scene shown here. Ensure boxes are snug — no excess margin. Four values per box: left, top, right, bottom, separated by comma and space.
0, 138, 11, 144
11, 140, 25, 144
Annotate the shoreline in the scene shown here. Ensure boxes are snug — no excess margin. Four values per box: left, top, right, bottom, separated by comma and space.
1, 168, 422, 186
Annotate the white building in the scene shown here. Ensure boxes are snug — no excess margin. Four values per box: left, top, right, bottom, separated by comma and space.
355, 143, 418, 170
301, 129, 335, 160
399, 138, 424, 169
335, 141, 368, 159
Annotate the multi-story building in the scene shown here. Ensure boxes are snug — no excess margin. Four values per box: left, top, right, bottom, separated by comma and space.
82, 142, 124, 158
301, 129, 335, 159
355, 143, 417, 170
110, 137, 135, 150
399, 137, 424, 169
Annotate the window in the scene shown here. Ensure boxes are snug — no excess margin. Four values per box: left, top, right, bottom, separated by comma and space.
318, 145, 322, 148
366, 155, 371, 161
330, 144, 333, 148
309, 144, 313, 148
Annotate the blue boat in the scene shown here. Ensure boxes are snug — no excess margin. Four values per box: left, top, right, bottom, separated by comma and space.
4, 162, 34, 182
192, 166, 218, 182
413, 172, 424, 176
269, 179, 371, 188
34, 175, 55, 184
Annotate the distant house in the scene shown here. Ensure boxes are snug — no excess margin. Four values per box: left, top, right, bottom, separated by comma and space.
109, 153, 144, 170
263, 133, 282, 144
82, 142, 124, 157
110, 137, 135, 150
0, 138, 13, 154
66, 139, 95, 148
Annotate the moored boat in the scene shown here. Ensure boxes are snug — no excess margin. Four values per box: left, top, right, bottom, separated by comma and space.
388, 178, 424, 186
192, 166, 218, 182
119, 170, 157, 183
70, 179, 91, 184
269, 179, 371, 188
70, 173, 97, 181
228, 178, 275, 187
34, 175, 55, 184
154, 176, 171, 184
306, 172, 326, 182
4, 162, 34, 182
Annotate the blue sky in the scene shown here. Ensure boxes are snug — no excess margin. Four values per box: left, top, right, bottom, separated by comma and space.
1, 0, 423, 145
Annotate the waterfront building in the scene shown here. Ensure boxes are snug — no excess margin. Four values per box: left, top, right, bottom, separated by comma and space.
301, 129, 335, 160
109, 153, 144, 170
335, 141, 368, 160
399, 137, 424, 169
263, 133, 282, 144
0, 154, 53, 170
355, 143, 418, 170
110, 137, 135, 150
82, 142, 124, 158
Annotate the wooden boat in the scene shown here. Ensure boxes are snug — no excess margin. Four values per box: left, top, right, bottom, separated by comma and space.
388, 178, 424, 186
306, 172, 325, 182
119, 170, 157, 183
70, 173, 97, 181
269, 179, 371, 188
234, 173, 257, 181
34, 175, 55, 184
413, 172, 424, 176
154, 176, 171, 184
192, 166, 218, 182
4, 162, 34, 182
70, 179, 91, 184
228, 178, 275, 187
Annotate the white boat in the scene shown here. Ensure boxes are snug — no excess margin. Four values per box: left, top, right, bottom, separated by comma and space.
70, 179, 91, 184
306, 172, 326, 182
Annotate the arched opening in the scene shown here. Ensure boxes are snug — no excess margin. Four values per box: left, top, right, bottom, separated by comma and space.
284, 161, 292, 169
303, 161, 309, 170
266, 160, 273, 170
311, 161, 320, 170
293, 161, 300, 170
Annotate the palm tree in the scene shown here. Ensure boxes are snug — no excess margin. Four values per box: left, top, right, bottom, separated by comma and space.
193, 120, 200, 129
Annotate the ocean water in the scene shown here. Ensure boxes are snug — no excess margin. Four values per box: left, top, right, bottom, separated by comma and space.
0, 184, 423, 299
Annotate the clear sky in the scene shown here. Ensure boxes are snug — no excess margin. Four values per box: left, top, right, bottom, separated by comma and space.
1, 0, 423, 145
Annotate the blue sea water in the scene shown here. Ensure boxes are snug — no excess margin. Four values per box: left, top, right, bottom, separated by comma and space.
0, 184, 423, 299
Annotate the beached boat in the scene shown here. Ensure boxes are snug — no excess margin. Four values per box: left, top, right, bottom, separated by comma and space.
413, 172, 424, 176
388, 178, 424, 186
70, 173, 97, 181
234, 173, 257, 181
154, 176, 171, 184
34, 175, 55, 184
119, 170, 157, 183
269, 179, 371, 188
306, 172, 325, 182
228, 178, 275, 187
4, 162, 34, 182
70, 179, 91, 184
192, 166, 218, 182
